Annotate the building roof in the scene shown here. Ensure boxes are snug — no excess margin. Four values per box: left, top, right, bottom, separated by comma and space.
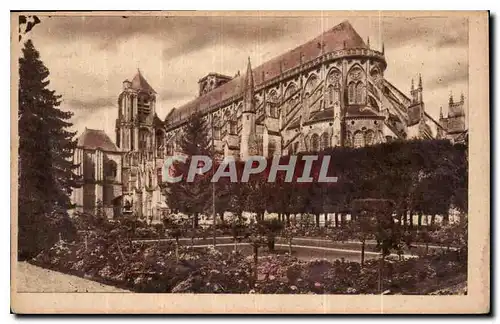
345, 105, 380, 117
153, 113, 164, 129
77, 128, 118, 152
130, 70, 156, 94
165, 20, 367, 127
306, 108, 336, 124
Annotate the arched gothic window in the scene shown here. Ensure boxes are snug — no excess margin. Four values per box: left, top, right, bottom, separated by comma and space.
267, 90, 279, 117
310, 134, 320, 152
105, 160, 117, 179
328, 85, 334, 105
229, 121, 237, 135
365, 130, 375, 146
320, 132, 329, 150
348, 82, 356, 104
345, 131, 353, 147
305, 74, 318, 94
327, 82, 341, 106
269, 105, 277, 118
283, 84, 296, 116
305, 75, 319, 113
166, 142, 174, 156
139, 129, 150, 150
355, 81, 364, 104
353, 131, 364, 148
370, 68, 381, 83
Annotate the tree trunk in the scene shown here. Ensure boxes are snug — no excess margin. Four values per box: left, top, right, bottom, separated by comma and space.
334, 213, 339, 228
175, 239, 179, 262
361, 241, 365, 267
193, 213, 199, 228
220, 212, 224, 222
379, 256, 385, 294
340, 213, 345, 227
408, 210, 414, 229
267, 237, 275, 252
286, 213, 290, 226
431, 214, 436, 226
443, 213, 450, 225
315, 213, 320, 227
288, 239, 292, 255
253, 244, 259, 285
418, 212, 422, 228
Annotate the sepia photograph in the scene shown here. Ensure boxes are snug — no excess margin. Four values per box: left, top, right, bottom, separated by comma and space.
10, 11, 489, 314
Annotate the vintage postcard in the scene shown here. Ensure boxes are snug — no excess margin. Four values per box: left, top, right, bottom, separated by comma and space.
11, 11, 489, 314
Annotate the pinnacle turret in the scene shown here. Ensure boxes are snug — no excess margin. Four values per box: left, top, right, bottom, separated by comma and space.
243, 57, 255, 113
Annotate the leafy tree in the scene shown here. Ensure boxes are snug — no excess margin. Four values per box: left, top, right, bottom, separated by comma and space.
18, 39, 80, 259
164, 112, 212, 228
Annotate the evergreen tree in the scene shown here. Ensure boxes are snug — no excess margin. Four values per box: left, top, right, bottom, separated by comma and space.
18, 39, 80, 259
165, 111, 212, 228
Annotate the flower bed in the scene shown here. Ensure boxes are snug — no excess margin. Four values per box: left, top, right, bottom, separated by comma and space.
30, 216, 467, 294
31, 233, 466, 295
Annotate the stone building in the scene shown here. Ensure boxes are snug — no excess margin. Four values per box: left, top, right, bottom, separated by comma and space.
436, 93, 468, 144
72, 128, 123, 218
72, 20, 467, 221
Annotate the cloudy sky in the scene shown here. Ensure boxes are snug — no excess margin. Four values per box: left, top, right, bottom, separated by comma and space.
22, 13, 468, 139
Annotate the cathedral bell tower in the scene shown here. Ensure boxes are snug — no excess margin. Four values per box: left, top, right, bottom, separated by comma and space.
116, 69, 157, 158
240, 58, 257, 160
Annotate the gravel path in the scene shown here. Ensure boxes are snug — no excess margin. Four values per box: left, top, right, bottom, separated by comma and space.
16, 262, 129, 293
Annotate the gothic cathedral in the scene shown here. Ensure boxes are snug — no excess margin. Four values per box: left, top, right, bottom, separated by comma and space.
72, 20, 467, 221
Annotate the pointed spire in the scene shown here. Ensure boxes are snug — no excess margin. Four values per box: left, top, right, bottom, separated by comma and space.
460, 92, 465, 103
243, 57, 255, 112
418, 73, 422, 89
411, 78, 414, 91
131, 69, 156, 93
439, 106, 444, 119
367, 36, 370, 48
382, 42, 385, 54
245, 56, 254, 90
449, 92, 454, 105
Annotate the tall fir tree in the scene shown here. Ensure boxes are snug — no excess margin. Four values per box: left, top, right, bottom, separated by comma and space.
18, 39, 80, 259
165, 111, 212, 228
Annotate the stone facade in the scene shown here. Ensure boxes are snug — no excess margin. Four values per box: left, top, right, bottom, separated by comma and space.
72, 20, 467, 221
